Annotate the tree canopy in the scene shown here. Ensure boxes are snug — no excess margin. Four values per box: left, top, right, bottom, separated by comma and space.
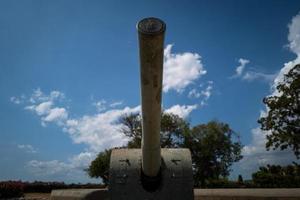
186, 121, 243, 187
252, 163, 300, 188
87, 113, 243, 187
86, 149, 111, 185
258, 64, 300, 158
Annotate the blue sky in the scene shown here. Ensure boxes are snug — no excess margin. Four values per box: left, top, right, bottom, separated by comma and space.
1, 0, 300, 183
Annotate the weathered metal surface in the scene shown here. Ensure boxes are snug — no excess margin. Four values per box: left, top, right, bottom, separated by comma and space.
109, 148, 194, 200
137, 17, 166, 177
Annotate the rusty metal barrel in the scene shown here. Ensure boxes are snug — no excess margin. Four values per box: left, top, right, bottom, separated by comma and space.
137, 17, 165, 178
109, 18, 194, 200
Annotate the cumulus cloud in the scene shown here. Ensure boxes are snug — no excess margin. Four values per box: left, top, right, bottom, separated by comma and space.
43, 107, 68, 123
27, 101, 53, 116
23, 89, 68, 126
271, 12, 300, 96
63, 106, 141, 151
17, 144, 37, 153
164, 104, 197, 119
163, 44, 206, 93
288, 12, 300, 55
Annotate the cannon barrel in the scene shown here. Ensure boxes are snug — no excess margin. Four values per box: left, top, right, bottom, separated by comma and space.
109, 18, 193, 199
137, 17, 166, 178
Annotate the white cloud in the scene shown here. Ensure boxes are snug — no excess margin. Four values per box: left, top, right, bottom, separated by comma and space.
93, 100, 107, 112
288, 12, 300, 55
26, 151, 98, 183
69, 152, 96, 170
163, 44, 206, 93
28, 88, 64, 104
31, 101, 53, 115
235, 126, 296, 179
230, 58, 275, 82
242, 71, 276, 82
63, 106, 141, 151
10, 96, 22, 104
164, 104, 197, 119
22, 90, 68, 126
43, 107, 68, 123
17, 144, 37, 153
27, 160, 70, 176
236, 58, 249, 77
201, 84, 213, 100
188, 81, 213, 106
188, 89, 201, 98
109, 101, 123, 108
93, 100, 123, 112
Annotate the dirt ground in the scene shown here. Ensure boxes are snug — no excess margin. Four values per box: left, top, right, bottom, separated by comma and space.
23, 193, 51, 200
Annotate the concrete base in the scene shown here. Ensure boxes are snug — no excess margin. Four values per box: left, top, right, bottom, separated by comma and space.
195, 189, 300, 200
50, 189, 109, 200
51, 188, 300, 200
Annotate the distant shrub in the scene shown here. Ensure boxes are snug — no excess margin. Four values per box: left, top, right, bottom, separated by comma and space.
252, 163, 300, 188
0, 181, 24, 198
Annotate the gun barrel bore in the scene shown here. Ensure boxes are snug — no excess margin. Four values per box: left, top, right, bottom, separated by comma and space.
137, 18, 166, 177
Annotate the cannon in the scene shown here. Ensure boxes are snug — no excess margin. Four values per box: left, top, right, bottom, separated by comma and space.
109, 18, 194, 200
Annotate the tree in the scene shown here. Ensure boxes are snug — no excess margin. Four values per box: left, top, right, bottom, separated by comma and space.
86, 149, 111, 185
258, 64, 300, 157
252, 163, 300, 188
120, 112, 190, 148
186, 121, 243, 187
237, 174, 243, 184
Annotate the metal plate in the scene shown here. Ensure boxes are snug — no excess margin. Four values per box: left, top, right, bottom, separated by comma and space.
109, 148, 194, 200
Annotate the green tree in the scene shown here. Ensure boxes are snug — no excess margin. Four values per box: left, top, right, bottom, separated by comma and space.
120, 112, 190, 148
258, 64, 300, 158
252, 163, 300, 188
86, 149, 111, 185
237, 174, 243, 184
186, 121, 243, 187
